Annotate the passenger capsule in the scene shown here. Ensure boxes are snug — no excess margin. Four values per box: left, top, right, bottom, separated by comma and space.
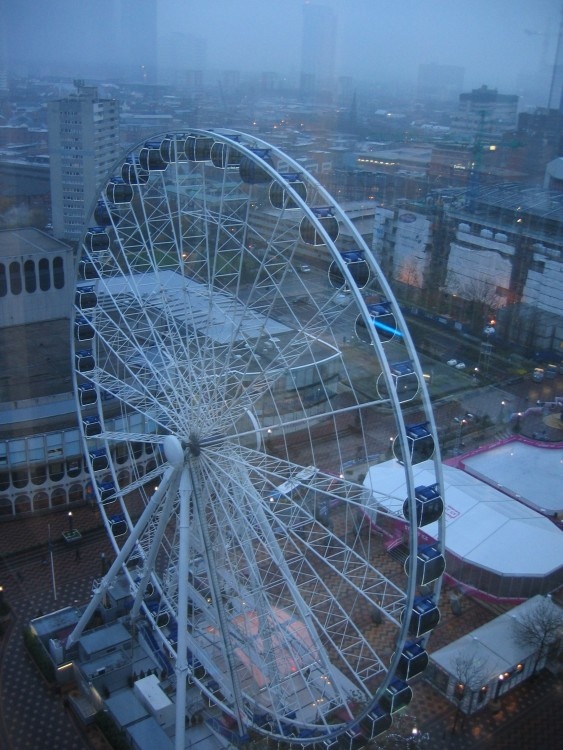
89, 448, 108, 472
299, 207, 339, 246
160, 134, 188, 163
82, 415, 102, 438
185, 134, 214, 162
140, 141, 168, 171
97, 481, 116, 504
328, 250, 370, 289
379, 679, 413, 714
94, 200, 119, 227
210, 141, 241, 169
75, 286, 97, 310
109, 513, 128, 537
121, 156, 149, 185
78, 382, 97, 406
393, 421, 435, 465
405, 543, 446, 586
76, 349, 95, 373
395, 641, 429, 681
85, 227, 110, 252
359, 705, 392, 739
239, 149, 274, 184
106, 177, 133, 204
75, 315, 95, 342
79, 258, 98, 280
404, 595, 441, 638
269, 173, 307, 209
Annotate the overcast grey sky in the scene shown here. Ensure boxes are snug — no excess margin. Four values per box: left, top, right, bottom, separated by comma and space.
5, 0, 561, 102
159, 0, 560, 89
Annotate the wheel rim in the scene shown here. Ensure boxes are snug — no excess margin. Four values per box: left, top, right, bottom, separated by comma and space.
70, 129, 445, 746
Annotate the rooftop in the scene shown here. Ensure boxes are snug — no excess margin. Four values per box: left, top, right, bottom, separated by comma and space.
0, 227, 69, 258
457, 437, 563, 515
364, 454, 563, 579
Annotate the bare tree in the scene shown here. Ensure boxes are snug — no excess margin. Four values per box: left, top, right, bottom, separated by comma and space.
396, 258, 422, 289
512, 597, 563, 675
450, 648, 490, 731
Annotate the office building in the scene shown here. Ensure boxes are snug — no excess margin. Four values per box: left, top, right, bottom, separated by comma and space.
450, 85, 519, 142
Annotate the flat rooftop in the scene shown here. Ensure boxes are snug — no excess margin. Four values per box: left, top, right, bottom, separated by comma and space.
452, 437, 563, 516
363, 458, 563, 579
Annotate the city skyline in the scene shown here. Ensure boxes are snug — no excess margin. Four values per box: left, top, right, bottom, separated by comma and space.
4, 0, 562, 108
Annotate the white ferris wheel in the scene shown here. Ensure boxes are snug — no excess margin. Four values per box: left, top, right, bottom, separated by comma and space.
67, 130, 445, 749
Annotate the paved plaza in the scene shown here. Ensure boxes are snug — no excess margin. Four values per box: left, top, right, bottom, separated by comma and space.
1, 502, 562, 749
0, 366, 561, 750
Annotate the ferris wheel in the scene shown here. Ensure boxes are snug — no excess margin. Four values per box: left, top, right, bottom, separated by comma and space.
67, 129, 445, 749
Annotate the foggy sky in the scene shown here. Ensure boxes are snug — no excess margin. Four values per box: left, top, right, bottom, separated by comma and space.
5, 0, 561, 101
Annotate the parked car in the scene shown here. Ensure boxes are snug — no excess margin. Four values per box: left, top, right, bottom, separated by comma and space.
545, 364, 558, 379
532, 367, 544, 382
299, 264, 311, 273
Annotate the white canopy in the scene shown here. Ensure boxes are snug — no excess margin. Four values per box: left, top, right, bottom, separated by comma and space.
364, 459, 563, 577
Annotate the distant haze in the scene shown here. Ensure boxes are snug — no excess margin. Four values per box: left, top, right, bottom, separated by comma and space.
4, 0, 561, 104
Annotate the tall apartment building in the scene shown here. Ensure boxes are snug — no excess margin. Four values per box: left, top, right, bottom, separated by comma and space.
47, 83, 121, 242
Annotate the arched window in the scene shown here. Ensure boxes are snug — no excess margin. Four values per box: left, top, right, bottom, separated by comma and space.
11, 468, 28, 489
33, 491, 49, 511
51, 487, 67, 507
49, 462, 64, 482
24, 260, 37, 292
69, 484, 83, 503
66, 457, 82, 478
9, 261, 22, 294
30, 463, 47, 485
14, 494, 31, 514
53, 256, 65, 289
0, 264, 7, 296
0, 471, 9, 491
38, 258, 50, 291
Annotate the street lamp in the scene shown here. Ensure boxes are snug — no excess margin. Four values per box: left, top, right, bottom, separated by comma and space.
453, 417, 467, 454
68, 511, 74, 532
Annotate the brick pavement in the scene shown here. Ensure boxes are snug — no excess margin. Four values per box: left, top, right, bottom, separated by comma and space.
1, 503, 103, 557
1, 505, 562, 750
0, 504, 113, 750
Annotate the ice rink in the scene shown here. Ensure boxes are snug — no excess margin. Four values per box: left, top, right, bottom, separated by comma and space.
457, 438, 563, 516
